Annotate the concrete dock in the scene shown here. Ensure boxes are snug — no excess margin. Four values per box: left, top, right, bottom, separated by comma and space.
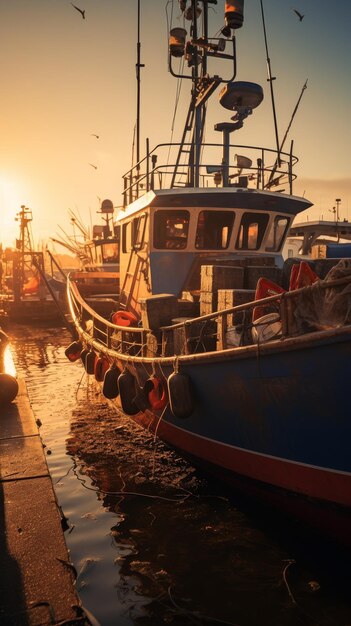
0, 379, 87, 625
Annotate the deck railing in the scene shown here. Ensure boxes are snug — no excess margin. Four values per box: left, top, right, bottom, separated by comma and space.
67, 274, 351, 363
122, 142, 297, 207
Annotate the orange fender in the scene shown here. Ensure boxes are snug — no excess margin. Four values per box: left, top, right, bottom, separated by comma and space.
252, 278, 285, 321
22, 275, 40, 295
94, 356, 110, 382
65, 340, 83, 362
293, 261, 319, 290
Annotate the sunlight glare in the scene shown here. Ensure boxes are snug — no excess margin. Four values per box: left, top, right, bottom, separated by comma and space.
0, 173, 24, 247
3, 344, 17, 377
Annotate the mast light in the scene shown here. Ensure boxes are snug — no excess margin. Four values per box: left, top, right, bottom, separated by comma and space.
225, 0, 244, 30
169, 28, 187, 57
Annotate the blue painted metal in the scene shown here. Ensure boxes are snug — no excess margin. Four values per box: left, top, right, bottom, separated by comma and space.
326, 243, 351, 258
148, 334, 351, 475
150, 251, 195, 295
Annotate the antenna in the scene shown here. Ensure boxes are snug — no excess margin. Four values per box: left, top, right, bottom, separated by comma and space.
267, 80, 308, 189
260, 0, 280, 164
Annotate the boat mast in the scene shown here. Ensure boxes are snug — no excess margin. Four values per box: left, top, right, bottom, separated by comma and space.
169, 0, 237, 188
136, 0, 144, 196
192, 2, 201, 187
15, 205, 33, 293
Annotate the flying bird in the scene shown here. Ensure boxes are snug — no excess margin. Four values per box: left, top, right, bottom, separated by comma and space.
89, 163, 97, 170
91, 134, 99, 139
293, 9, 305, 21
71, 3, 85, 19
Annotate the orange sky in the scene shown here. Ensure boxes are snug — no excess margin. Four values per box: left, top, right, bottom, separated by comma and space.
1, 0, 351, 248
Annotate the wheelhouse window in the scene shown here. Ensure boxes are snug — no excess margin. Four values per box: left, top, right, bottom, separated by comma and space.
101, 242, 119, 263
195, 210, 235, 250
154, 210, 190, 249
265, 216, 290, 252
236, 212, 269, 250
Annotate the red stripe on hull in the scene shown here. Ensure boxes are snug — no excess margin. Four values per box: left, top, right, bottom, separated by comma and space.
134, 411, 351, 508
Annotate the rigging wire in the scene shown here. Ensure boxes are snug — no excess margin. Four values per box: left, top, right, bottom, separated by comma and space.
260, 0, 281, 165
165, 0, 185, 169
131, 122, 136, 170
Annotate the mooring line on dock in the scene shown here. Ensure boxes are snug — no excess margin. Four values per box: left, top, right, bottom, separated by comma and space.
0, 432, 40, 442
0, 472, 49, 483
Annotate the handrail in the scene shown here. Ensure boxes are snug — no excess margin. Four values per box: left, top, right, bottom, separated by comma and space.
122, 141, 299, 205
161, 273, 351, 330
71, 271, 119, 280
67, 272, 351, 361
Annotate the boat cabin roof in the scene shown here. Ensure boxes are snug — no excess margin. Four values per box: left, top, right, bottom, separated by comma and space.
116, 188, 312, 223
289, 220, 351, 240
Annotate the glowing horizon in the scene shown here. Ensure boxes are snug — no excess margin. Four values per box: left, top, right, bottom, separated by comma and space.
0, 0, 350, 248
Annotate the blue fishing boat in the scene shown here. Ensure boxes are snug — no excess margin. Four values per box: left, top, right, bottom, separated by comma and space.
66, 1, 351, 541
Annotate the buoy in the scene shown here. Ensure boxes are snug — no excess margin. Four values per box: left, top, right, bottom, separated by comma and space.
133, 382, 151, 412
224, 0, 244, 30
111, 310, 138, 328
22, 275, 40, 295
85, 350, 97, 375
144, 377, 168, 411
65, 340, 83, 362
167, 371, 194, 419
80, 348, 89, 367
102, 365, 121, 399
252, 278, 285, 321
288, 263, 300, 291
292, 261, 319, 290
118, 369, 139, 415
0, 373, 19, 405
94, 356, 110, 382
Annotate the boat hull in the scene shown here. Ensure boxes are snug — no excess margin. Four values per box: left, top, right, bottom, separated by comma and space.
127, 328, 351, 512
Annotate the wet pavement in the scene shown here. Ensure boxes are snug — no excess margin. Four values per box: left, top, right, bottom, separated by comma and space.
0, 379, 83, 626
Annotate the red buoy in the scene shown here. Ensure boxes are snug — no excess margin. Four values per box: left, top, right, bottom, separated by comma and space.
65, 340, 83, 362
290, 261, 319, 290
252, 278, 285, 321
94, 356, 110, 382
0, 373, 19, 405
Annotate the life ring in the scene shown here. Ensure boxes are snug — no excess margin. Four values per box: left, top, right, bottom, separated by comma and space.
167, 371, 194, 419
94, 356, 110, 382
252, 278, 285, 321
144, 377, 168, 411
111, 310, 138, 327
65, 340, 83, 362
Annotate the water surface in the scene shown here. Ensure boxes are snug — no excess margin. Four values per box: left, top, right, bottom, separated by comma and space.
9, 324, 351, 626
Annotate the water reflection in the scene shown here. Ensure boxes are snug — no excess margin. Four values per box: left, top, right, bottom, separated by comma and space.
3, 344, 16, 376
9, 325, 351, 626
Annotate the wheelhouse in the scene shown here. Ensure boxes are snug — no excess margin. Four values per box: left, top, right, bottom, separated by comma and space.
116, 189, 311, 313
